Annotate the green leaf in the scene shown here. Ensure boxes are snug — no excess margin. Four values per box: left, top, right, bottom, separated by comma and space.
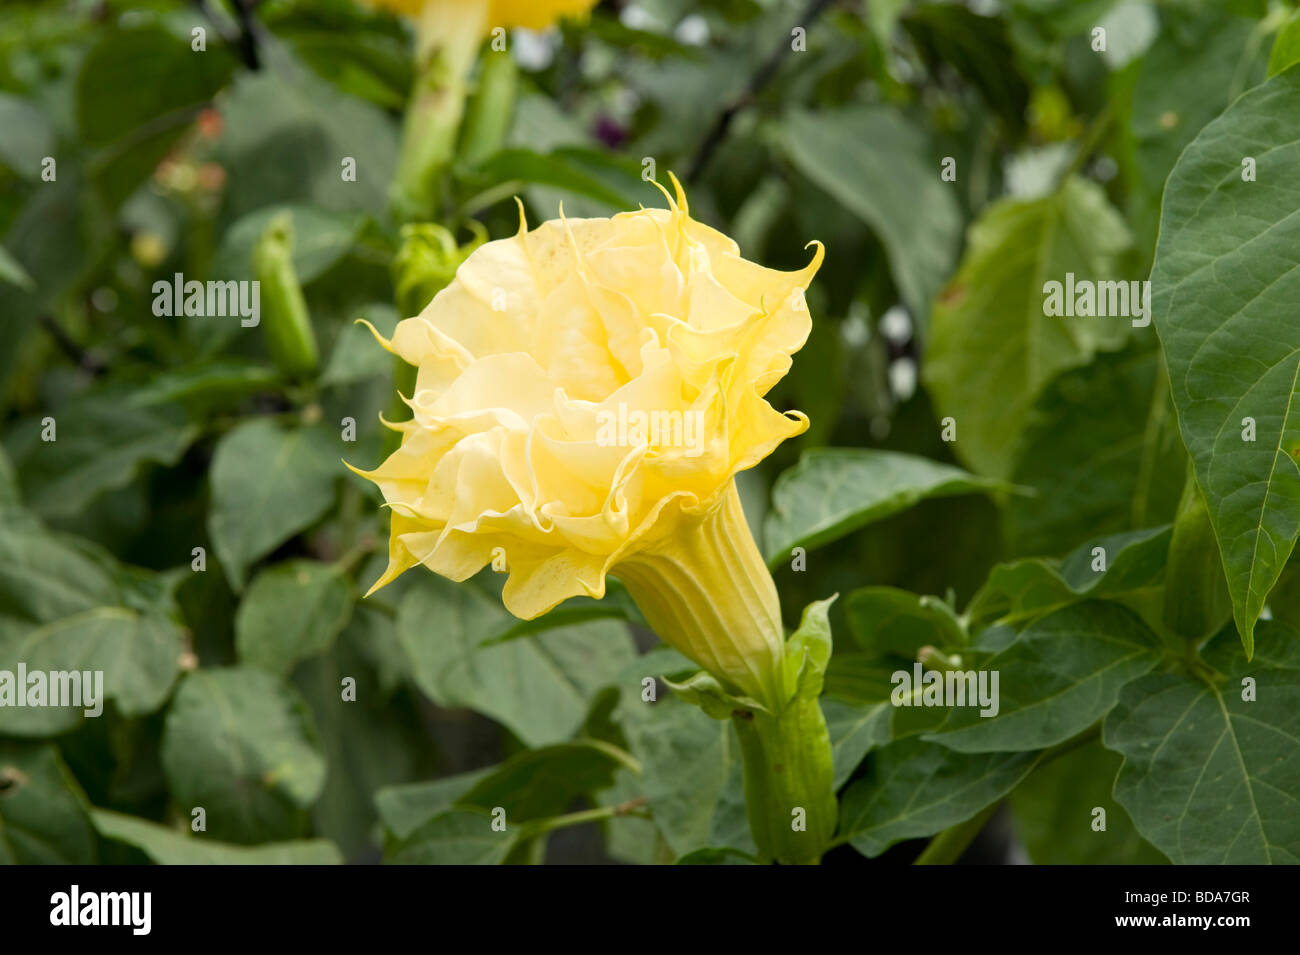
455, 741, 632, 822
92, 809, 342, 865
76, 24, 236, 209
923, 602, 1162, 753
1269, 9, 1300, 76
213, 204, 366, 285
1149, 66, 1300, 657
1103, 624, 1300, 863
384, 808, 518, 865
619, 695, 754, 858
966, 524, 1171, 632
0, 606, 185, 736
236, 560, 354, 676
0, 522, 120, 631
127, 362, 281, 418
823, 695, 892, 790
0, 742, 96, 864
6, 388, 198, 519
292, 634, 425, 858
1010, 739, 1168, 864
763, 448, 1005, 565
1126, 8, 1266, 242
207, 420, 340, 591
844, 586, 967, 658
375, 769, 495, 842
321, 303, 399, 388
924, 176, 1133, 478
160, 668, 326, 844
1004, 348, 1184, 555
394, 574, 636, 747
837, 737, 1039, 858
777, 106, 963, 326
217, 38, 398, 217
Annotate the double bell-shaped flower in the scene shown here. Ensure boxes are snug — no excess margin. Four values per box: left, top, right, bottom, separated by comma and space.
353, 177, 822, 712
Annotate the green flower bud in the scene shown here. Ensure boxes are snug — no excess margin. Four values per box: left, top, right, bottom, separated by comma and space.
252, 212, 320, 380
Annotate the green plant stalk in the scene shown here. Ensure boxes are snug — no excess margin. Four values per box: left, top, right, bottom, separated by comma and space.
732, 695, 837, 865
1162, 461, 1233, 647
913, 803, 998, 865
389, 4, 485, 223
458, 47, 518, 169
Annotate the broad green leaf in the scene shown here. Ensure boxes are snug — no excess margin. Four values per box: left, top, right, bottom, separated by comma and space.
293, 638, 425, 858
128, 362, 281, 417
0, 606, 185, 736
763, 448, 1004, 565
823, 695, 892, 790
395, 575, 636, 747
1126, 8, 1266, 244
0, 522, 119, 630
1010, 739, 1168, 864
1103, 624, 1300, 863
213, 205, 366, 284
236, 560, 354, 676
924, 176, 1133, 478
6, 389, 198, 519
1149, 66, 1300, 656
208, 419, 340, 590
844, 586, 966, 658
385, 808, 517, 865
837, 737, 1039, 858
376, 769, 494, 842
217, 38, 397, 217
619, 695, 754, 858
966, 524, 1171, 632
321, 303, 399, 387
75, 24, 237, 209
778, 106, 963, 325
456, 741, 634, 823
1004, 348, 1184, 556
0, 742, 96, 864
161, 668, 326, 844
1269, 10, 1300, 76
904, 3, 1030, 129
923, 602, 1162, 753
92, 809, 342, 865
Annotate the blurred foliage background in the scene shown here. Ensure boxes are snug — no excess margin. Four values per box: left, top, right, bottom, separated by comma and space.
0, 0, 1296, 865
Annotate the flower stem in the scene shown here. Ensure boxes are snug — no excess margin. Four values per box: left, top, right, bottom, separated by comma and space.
913, 802, 998, 865
732, 693, 837, 864
389, 0, 486, 223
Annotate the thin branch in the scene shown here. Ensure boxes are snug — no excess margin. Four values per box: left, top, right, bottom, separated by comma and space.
192, 0, 260, 70
38, 315, 104, 376
190, 0, 242, 51
230, 0, 261, 71
685, 0, 838, 183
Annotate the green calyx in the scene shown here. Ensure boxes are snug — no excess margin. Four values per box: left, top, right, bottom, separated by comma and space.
666, 595, 839, 864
